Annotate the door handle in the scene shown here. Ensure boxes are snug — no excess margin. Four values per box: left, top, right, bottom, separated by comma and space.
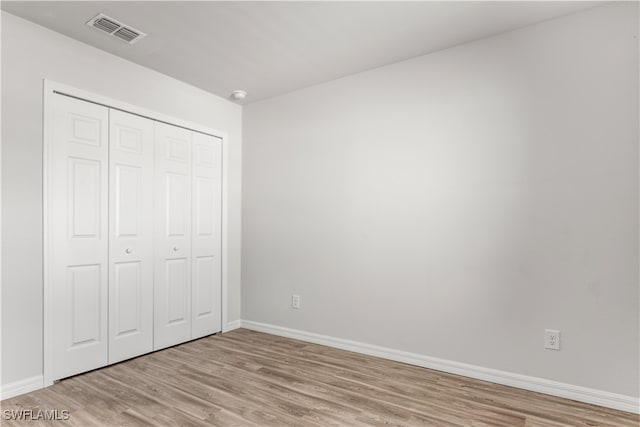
125, 248, 133, 254
173, 246, 179, 252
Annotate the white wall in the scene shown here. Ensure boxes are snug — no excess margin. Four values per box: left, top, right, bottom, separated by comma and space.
1, 12, 242, 387
243, 2, 639, 398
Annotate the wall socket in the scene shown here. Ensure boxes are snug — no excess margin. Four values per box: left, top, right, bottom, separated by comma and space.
545, 329, 560, 350
291, 294, 301, 309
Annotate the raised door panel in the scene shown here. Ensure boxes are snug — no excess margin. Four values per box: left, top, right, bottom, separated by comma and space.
51, 94, 108, 380
195, 178, 214, 236
108, 109, 154, 363
154, 122, 192, 350
191, 132, 222, 338
114, 165, 141, 238
68, 265, 102, 346
193, 256, 217, 319
166, 258, 189, 323
113, 262, 142, 335
166, 172, 190, 237
68, 158, 101, 239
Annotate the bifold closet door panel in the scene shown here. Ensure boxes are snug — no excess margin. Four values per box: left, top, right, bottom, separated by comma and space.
191, 133, 223, 338
154, 122, 193, 350
51, 94, 109, 380
108, 110, 155, 363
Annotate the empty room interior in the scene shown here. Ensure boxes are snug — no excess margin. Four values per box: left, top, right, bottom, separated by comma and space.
1, 1, 639, 426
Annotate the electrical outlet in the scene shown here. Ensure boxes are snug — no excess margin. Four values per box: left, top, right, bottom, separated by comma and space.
545, 329, 560, 350
291, 294, 301, 309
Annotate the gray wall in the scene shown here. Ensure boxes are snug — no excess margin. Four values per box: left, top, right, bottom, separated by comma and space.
1, 12, 242, 386
242, 2, 639, 397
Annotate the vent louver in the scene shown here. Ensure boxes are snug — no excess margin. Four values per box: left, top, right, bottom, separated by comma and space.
113, 27, 140, 43
87, 13, 146, 44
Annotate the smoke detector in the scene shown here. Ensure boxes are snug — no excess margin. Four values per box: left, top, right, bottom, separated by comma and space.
86, 13, 146, 44
230, 90, 247, 101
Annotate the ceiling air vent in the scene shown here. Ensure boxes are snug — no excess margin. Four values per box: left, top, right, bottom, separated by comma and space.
86, 13, 146, 44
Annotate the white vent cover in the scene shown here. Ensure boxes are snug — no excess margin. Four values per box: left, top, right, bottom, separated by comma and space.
86, 13, 146, 44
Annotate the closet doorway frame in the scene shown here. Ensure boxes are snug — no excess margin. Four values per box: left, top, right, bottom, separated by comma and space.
42, 80, 231, 387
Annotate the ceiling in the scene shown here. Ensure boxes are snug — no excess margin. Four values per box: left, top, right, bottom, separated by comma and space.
2, 1, 601, 104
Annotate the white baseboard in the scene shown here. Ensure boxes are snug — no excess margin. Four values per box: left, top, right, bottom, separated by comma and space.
240, 320, 639, 414
0, 376, 43, 401
223, 319, 242, 332
3, 325, 637, 414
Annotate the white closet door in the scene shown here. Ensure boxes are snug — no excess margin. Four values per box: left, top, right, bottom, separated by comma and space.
191, 133, 223, 338
51, 94, 109, 380
108, 110, 154, 363
154, 122, 193, 350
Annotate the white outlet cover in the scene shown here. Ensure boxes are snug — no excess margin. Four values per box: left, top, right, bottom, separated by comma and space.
291, 294, 301, 309
545, 329, 560, 350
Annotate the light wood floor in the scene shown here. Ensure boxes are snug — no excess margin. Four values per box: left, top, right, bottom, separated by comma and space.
1, 329, 637, 426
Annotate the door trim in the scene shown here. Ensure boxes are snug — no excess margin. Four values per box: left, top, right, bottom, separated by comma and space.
43, 79, 230, 387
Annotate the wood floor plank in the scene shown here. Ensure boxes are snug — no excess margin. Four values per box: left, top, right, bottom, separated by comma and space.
1, 329, 637, 426
160, 340, 482, 425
